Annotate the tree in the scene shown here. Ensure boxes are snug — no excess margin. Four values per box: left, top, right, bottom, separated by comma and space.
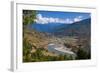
76, 48, 89, 59
23, 10, 37, 62
23, 10, 37, 26
23, 38, 32, 62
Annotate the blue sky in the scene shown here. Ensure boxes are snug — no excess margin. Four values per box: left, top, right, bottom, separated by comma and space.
34, 10, 91, 24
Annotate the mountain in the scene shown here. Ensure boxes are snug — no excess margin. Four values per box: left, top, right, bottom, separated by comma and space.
53, 18, 91, 37
52, 18, 91, 53
29, 18, 91, 38
29, 23, 64, 33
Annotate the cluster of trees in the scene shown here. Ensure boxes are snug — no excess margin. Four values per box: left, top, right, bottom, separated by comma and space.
23, 38, 90, 62
63, 42, 91, 60
75, 38, 91, 59
23, 10, 37, 26
23, 38, 32, 62
23, 47, 74, 62
23, 10, 37, 62
23, 37, 91, 62
31, 49, 74, 62
23, 39, 74, 62
76, 48, 91, 59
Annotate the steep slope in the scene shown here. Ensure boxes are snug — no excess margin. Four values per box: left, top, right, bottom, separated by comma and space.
29, 18, 91, 38
53, 18, 91, 37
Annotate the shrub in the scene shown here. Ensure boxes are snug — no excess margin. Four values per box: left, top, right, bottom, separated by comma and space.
76, 48, 90, 59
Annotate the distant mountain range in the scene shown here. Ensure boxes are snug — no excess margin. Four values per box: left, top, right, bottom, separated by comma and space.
29, 18, 91, 37
29, 23, 64, 33
53, 18, 91, 37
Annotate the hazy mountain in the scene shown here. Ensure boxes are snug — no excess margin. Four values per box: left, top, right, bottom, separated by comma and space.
29, 23, 64, 33
29, 18, 91, 37
53, 18, 91, 37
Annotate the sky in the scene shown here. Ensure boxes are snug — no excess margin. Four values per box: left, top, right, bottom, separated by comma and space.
34, 10, 91, 24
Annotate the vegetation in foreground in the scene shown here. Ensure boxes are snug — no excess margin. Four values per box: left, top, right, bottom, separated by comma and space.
23, 36, 90, 62
23, 38, 74, 62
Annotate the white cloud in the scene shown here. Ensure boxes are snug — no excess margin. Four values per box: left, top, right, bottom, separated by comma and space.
74, 16, 83, 22
34, 14, 83, 24
65, 19, 73, 24
34, 14, 49, 24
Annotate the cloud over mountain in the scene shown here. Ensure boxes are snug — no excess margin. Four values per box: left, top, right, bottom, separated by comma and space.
34, 14, 83, 24
74, 16, 83, 22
